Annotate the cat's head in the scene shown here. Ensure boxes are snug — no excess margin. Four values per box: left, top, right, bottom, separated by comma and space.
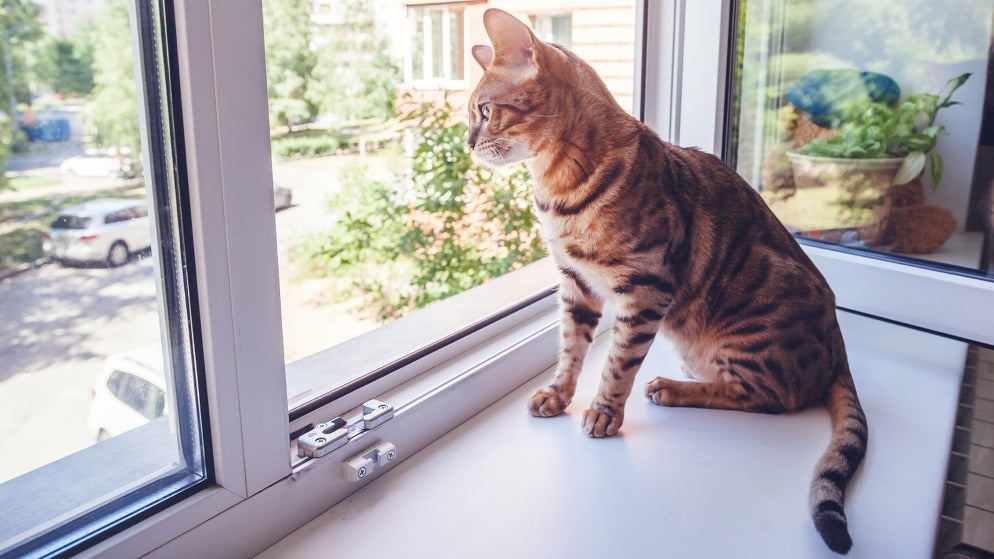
467, 9, 617, 168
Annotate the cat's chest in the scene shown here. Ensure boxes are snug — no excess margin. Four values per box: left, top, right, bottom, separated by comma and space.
538, 211, 617, 297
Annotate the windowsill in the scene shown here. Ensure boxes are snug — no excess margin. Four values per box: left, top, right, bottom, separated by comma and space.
895, 230, 986, 270
261, 311, 969, 558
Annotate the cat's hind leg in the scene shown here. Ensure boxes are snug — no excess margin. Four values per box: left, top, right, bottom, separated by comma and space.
645, 362, 789, 414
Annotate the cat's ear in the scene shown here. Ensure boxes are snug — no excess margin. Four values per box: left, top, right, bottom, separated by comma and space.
472, 45, 494, 70
482, 8, 535, 69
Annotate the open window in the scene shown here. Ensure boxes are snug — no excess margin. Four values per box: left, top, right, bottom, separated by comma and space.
7, 1, 991, 557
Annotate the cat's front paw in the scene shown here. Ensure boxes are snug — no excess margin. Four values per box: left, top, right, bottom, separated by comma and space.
529, 386, 570, 417
581, 405, 623, 437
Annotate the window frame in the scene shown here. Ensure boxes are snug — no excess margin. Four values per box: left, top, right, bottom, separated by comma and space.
71, 0, 994, 556
72, 0, 288, 555
403, 3, 468, 89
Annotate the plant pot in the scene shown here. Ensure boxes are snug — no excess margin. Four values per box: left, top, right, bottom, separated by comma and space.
778, 151, 906, 245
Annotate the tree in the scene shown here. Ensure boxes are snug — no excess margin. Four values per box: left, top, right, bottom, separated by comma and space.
34, 34, 95, 98
0, 0, 42, 117
263, 0, 320, 131
89, 2, 140, 155
313, 0, 398, 123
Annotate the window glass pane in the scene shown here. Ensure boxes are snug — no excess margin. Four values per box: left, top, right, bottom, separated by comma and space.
533, 14, 572, 49
0, 0, 208, 555
262, 1, 637, 412
448, 10, 463, 80
729, 0, 994, 279
430, 9, 443, 80
409, 8, 424, 81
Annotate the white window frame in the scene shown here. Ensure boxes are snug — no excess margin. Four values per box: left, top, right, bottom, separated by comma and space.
65, 0, 992, 556
403, 3, 468, 90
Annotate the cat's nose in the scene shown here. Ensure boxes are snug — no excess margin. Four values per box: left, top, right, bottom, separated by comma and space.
468, 128, 479, 150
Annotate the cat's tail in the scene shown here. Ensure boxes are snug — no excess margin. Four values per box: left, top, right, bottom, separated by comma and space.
809, 362, 867, 555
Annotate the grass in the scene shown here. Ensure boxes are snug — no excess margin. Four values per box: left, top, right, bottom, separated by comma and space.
8, 175, 60, 191
0, 187, 144, 273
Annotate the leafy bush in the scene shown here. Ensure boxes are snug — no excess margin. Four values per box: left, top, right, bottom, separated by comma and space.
796, 73, 970, 188
0, 227, 45, 272
299, 96, 545, 320
272, 135, 343, 158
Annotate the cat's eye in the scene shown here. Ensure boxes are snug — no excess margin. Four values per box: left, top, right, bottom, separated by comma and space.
479, 103, 491, 119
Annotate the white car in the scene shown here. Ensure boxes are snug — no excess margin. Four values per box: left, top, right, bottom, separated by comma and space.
88, 346, 167, 441
60, 154, 134, 179
43, 198, 152, 267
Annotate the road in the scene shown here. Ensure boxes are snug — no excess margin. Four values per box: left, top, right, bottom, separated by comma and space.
0, 153, 381, 483
0, 257, 160, 482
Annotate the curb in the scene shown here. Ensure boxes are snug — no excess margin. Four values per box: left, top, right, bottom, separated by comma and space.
0, 257, 51, 283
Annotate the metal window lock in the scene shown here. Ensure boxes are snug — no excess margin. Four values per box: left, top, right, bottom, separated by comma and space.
296, 400, 394, 460
297, 417, 348, 458
343, 441, 397, 482
362, 399, 394, 430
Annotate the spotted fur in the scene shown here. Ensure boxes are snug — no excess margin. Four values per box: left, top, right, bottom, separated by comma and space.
467, 9, 867, 555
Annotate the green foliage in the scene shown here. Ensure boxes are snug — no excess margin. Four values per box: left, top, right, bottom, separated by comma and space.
0, 226, 44, 270
0, 0, 43, 116
34, 37, 94, 97
272, 134, 343, 158
300, 97, 545, 321
313, 0, 399, 123
89, 2, 140, 155
0, 112, 11, 190
797, 73, 970, 188
263, 0, 320, 130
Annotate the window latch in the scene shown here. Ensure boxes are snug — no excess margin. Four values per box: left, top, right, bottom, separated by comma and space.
362, 398, 394, 429
297, 399, 395, 459
297, 417, 348, 458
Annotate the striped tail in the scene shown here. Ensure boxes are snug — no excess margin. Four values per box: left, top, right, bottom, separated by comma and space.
809, 366, 868, 554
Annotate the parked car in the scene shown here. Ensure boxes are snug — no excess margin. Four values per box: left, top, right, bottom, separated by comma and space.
88, 346, 167, 441
43, 198, 152, 267
274, 184, 293, 210
60, 153, 135, 179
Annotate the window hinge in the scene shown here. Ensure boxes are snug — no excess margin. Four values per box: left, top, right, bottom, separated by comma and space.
297, 399, 395, 459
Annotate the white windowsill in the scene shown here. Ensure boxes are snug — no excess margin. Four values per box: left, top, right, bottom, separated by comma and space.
260, 311, 967, 559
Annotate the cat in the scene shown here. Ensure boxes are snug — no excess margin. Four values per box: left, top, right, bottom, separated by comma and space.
467, 9, 867, 555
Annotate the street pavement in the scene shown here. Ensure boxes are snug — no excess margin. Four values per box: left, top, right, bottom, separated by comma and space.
0, 257, 160, 483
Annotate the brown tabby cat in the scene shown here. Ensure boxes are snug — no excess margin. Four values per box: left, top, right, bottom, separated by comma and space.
467, 9, 868, 555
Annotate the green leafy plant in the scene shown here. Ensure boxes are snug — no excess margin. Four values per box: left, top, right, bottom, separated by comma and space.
299, 95, 544, 320
796, 72, 970, 189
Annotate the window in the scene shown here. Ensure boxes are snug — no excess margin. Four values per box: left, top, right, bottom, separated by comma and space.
532, 13, 572, 49
727, 0, 994, 283
50, 215, 91, 229
107, 371, 165, 421
0, 0, 210, 556
9, 0, 993, 557
406, 4, 465, 84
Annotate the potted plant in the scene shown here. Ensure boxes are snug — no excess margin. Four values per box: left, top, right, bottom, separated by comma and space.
781, 72, 970, 244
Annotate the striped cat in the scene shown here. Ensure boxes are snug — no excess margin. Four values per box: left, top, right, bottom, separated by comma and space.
467, 9, 868, 555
